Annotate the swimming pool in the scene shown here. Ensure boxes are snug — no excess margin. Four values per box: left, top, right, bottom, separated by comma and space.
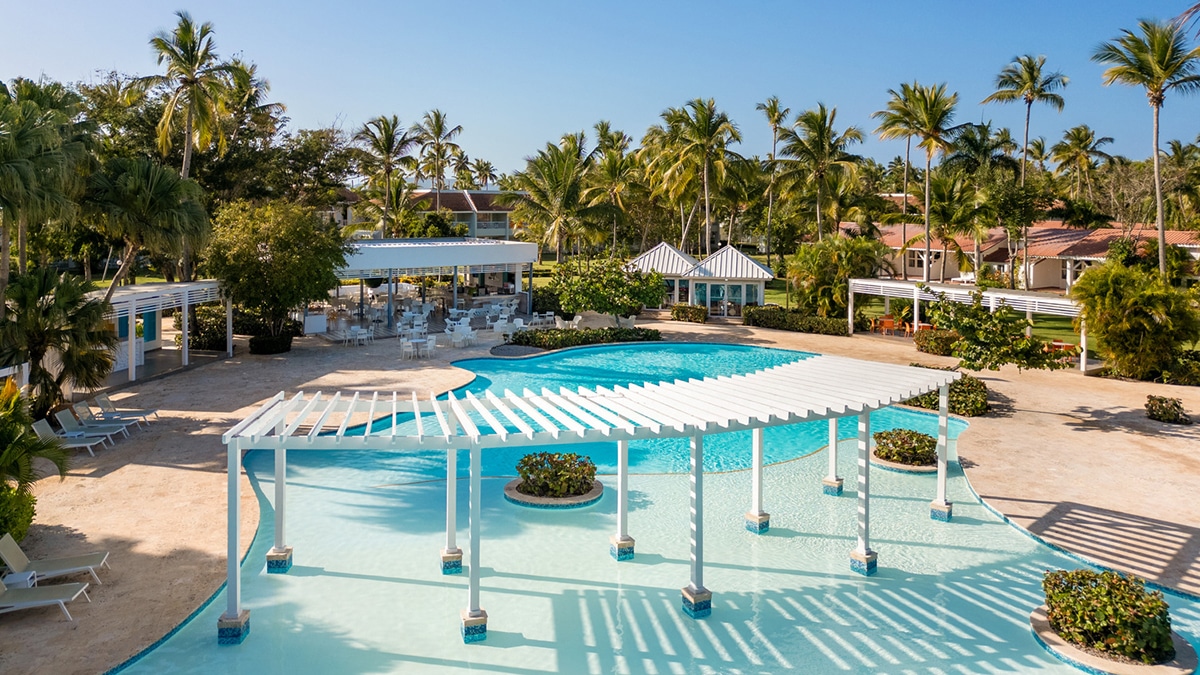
117, 343, 1200, 674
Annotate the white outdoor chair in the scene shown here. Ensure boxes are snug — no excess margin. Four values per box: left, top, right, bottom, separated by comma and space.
95, 393, 157, 421
512, 318, 525, 332
0, 577, 90, 621
54, 409, 128, 442
451, 330, 467, 348
400, 340, 415, 360
0, 533, 110, 585
554, 316, 568, 330
32, 419, 109, 456
419, 337, 436, 358
75, 402, 143, 431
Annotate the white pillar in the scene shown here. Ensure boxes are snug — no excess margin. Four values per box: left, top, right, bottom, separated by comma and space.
745, 428, 769, 533
467, 444, 482, 615
274, 447, 287, 550
452, 265, 458, 309
847, 289, 855, 335
912, 286, 921, 326
1079, 322, 1088, 373
446, 448, 459, 552
226, 297, 234, 357
1025, 309, 1033, 338
181, 289, 190, 367
823, 417, 843, 495
128, 299, 137, 382
850, 411, 877, 575
884, 297, 891, 314
217, 439, 249, 642
1066, 261, 1075, 289
931, 384, 952, 521
682, 434, 711, 618
611, 439, 635, 560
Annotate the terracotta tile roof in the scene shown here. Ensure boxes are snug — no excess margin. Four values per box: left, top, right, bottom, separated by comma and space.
875, 223, 1200, 261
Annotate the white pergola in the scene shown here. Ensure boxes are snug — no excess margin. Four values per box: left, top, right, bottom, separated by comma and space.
217, 354, 959, 644
96, 281, 228, 382
848, 278, 1087, 371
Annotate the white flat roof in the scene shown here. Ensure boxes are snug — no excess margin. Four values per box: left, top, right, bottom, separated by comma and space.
341, 238, 538, 277
90, 281, 222, 318
849, 278, 1080, 317
224, 354, 958, 451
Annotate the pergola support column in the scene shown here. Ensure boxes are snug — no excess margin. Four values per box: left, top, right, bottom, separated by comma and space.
850, 411, 877, 576
441, 447, 462, 574
461, 444, 486, 642
128, 299, 137, 382
181, 289, 190, 366
225, 297, 234, 357
266, 442, 293, 573
682, 434, 711, 618
846, 289, 855, 336
822, 417, 843, 496
745, 428, 769, 533
912, 286, 921, 326
218, 441, 250, 644
610, 440, 635, 560
1079, 322, 1088, 372
930, 384, 953, 522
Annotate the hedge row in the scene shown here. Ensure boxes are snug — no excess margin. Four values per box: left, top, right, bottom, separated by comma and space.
742, 306, 848, 336
670, 304, 708, 323
1043, 569, 1175, 664
904, 364, 990, 417
509, 327, 662, 350
914, 329, 960, 356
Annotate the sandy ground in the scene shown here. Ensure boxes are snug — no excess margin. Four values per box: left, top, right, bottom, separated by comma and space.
1, 321, 1198, 674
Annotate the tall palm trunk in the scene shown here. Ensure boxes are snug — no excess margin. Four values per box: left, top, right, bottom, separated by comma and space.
1152, 104, 1166, 278
901, 136, 910, 280
17, 213, 28, 275
180, 107, 195, 281
102, 242, 140, 304
815, 179, 824, 241
703, 159, 712, 256
0, 211, 9, 320
923, 152, 932, 283
1021, 102, 1031, 186
765, 132, 778, 269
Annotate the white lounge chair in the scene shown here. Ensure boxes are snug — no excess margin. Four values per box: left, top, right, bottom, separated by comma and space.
0, 577, 90, 621
53, 410, 127, 443
74, 402, 143, 431
95, 393, 157, 421
0, 533, 110, 585
31, 419, 108, 457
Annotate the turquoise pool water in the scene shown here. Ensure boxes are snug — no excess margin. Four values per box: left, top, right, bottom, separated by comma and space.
118, 343, 1200, 674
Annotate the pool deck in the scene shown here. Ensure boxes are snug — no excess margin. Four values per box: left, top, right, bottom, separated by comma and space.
1, 321, 1198, 674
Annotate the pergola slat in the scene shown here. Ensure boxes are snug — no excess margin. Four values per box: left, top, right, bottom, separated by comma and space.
523, 389, 588, 437
485, 390, 535, 439
464, 391, 508, 442
504, 390, 560, 438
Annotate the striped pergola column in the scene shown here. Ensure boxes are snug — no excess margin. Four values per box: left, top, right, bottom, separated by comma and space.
682, 434, 711, 618
745, 428, 769, 533
610, 439, 635, 560
930, 384, 953, 521
850, 411, 877, 576
460, 443, 487, 642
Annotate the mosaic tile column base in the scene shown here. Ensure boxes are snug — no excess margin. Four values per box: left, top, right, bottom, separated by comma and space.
441, 548, 463, 575
930, 501, 953, 522
266, 546, 293, 574
217, 610, 250, 645
681, 585, 712, 619
850, 549, 878, 576
822, 477, 844, 496
744, 511, 770, 534
460, 609, 488, 643
610, 535, 635, 561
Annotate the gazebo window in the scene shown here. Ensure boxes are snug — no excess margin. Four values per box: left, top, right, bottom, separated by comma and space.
709, 283, 726, 316
694, 282, 706, 307
746, 284, 759, 307
678, 280, 690, 304
664, 279, 676, 307
728, 284, 743, 317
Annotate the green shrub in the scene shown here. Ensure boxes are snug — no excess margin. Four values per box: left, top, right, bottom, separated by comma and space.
516, 452, 596, 498
742, 306, 849, 336
872, 429, 937, 466
531, 285, 563, 316
509, 327, 661, 350
1043, 569, 1175, 665
173, 304, 228, 351
0, 484, 36, 542
248, 333, 294, 354
904, 364, 990, 417
1161, 350, 1200, 386
914, 329, 960, 356
1145, 395, 1192, 425
671, 304, 708, 323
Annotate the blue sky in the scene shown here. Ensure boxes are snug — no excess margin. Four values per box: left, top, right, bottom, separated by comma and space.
3, 1, 1198, 174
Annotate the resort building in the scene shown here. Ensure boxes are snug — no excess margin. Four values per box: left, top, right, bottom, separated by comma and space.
628, 242, 774, 317
866, 223, 1200, 290
409, 189, 516, 240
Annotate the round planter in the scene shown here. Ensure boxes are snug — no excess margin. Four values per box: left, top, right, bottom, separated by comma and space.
503, 479, 604, 509
871, 450, 937, 474
1029, 605, 1197, 675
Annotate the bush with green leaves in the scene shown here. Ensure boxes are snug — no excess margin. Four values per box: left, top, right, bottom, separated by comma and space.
671, 304, 708, 323
742, 306, 849, 336
249, 334, 294, 355
925, 286, 1070, 372
1070, 263, 1200, 381
1162, 350, 1200, 386
516, 452, 597, 498
1043, 569, 1175, 665
786, 235, 894, 317
872, 429, 937, 466
1145, 395, 1191, 425
904, 365, 989, 417
509, 327, 661, 351
531, 285, 563, 316
0, 484, 36, 542
549, 258, 665, 323
914, 329, 960, 356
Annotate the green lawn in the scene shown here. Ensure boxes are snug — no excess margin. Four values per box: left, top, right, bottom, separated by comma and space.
90, 274, 168, 289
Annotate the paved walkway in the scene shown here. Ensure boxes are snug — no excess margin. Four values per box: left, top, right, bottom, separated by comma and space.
1, 322, 1198, 674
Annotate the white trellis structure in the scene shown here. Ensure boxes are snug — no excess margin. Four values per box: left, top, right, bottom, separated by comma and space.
848, 278, 1088, 371
218, 354, 959, 644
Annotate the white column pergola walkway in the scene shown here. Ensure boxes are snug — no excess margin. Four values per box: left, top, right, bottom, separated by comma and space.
218, 355, 958, 644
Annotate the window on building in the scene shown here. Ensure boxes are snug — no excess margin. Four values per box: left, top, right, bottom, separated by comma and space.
907, 250, 924, 269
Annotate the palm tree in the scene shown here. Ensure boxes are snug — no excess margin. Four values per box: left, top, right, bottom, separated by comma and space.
471, 158, 497, 189
778, 104, 863, 242
653, 98, 742, 256
0, 271, 118, 418
917, 170, 981, 281
943, 122, 1020, 178
225, 59, 285, 142
875, 82, 962, 282
415, 109, 463, 210
1050, 125, 1113, 200
0, 379, 69, 496
354, 115, 419, 235
87, 157, 208, 302
981, 54, 1068, 186
144, 11, 240, 180
1094, 19, 1200, 277
498, 139, 610, 262
1027, 137, 1050, 172
756, 96, 790, 267
585, 148, 639, 254
873, 82, 923, 279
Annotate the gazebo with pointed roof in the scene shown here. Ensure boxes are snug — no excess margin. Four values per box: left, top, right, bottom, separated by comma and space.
627, 242, 773, 317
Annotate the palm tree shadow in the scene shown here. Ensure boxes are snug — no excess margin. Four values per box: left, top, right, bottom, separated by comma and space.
1063, 405, 1199, 438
